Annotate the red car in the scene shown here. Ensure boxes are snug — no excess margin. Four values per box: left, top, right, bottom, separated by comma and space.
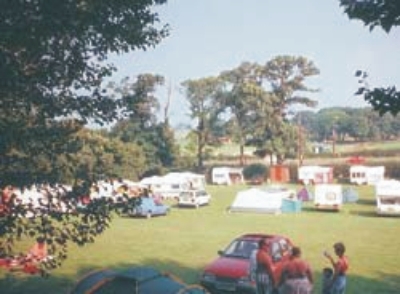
200, 233, 293, 294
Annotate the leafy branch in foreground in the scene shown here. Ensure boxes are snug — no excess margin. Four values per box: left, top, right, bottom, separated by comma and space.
355, 70, 400, 116
0, 185, 140, 276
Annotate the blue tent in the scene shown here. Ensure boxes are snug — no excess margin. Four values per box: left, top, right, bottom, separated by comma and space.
70, 266, 208, 294
343, 187, 359, 203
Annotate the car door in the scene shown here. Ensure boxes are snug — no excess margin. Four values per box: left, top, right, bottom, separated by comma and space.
269, 238, 292, 284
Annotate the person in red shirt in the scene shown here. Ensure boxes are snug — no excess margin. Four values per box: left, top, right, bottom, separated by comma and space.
23, 237, 48, 274
279, 246, 314, 294
256, 238, 275, 294
26, 237, 48, 261
324, 242, 349, 294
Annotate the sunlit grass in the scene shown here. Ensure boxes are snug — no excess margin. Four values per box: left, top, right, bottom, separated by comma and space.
0, 184, 399, 293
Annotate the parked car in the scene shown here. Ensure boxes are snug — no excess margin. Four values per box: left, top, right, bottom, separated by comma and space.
200, 233, 293, 294
129, 197, 170, 218
178, 189, 211, 208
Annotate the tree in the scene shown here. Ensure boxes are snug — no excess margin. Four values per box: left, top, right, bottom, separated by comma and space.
181, 77, 224, 169
257, 56, 320, 162
109, 74, 180, 174
340, 0, 400, 33
339, 0, 400, 115
0, 0, 169, 274
0, 0, 168, 125
219, 62, 275, 166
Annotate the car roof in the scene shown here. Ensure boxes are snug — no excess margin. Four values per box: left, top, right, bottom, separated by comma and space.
237, 233, 289, 243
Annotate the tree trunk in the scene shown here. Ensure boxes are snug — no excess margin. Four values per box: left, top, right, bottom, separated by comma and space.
239, 144, 244, 166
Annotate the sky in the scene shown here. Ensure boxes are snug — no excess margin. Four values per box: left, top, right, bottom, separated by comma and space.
109, 0, 400, 128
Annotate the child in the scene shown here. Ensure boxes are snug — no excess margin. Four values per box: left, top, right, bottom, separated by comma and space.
322, 267, 333, 294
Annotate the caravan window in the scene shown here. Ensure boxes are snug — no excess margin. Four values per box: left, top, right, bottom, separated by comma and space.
380, 197, 400, 205
171, 184, 180, 189
351, 172, 365, 178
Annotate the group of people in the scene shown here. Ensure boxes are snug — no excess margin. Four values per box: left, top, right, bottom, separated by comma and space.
254, 239, 349, 294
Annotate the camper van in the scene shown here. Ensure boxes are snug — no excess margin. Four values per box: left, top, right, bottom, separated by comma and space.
375, 180, 400, 216
211, 167, 244, 185
349, 165, 385, 185
314, 184, 343, 211
298, 166, 333, 185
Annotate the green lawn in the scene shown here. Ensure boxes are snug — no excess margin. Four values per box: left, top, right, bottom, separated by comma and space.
0, 184, 399, 293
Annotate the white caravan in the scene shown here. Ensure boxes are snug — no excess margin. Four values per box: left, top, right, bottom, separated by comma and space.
140, 172, 206, 199
314, 184, 343, 211
375, 180, 400, 216
211, 167, 244, 185
349, 165, 385, 185
298, 166, 333, 185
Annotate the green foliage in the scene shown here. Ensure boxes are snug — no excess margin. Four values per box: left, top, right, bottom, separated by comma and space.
340, 0, 400, 33
183, 56, 320, 167
297, 106, 400, 143
355, 71, 400, 116
242, 163, 268, 182
181, 77, 224, 168
339, 1, 400, 116
0, 0, 169, 275
0, 0, 168, 125
109, 75, 181, 174
0, 188, 140, 274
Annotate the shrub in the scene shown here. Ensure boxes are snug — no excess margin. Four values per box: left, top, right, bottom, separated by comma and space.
243, 163, 268, 184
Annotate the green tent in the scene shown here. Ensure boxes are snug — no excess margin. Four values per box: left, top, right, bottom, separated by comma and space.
70, 266, 208, 294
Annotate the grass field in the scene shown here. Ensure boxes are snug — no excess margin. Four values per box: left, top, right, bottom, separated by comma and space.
0, 184, 399, 293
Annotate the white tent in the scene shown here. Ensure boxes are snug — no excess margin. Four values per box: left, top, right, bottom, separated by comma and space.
228, 187, 295, 214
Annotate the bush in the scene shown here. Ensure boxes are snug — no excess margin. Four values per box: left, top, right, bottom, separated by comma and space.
243, 163, 268, 184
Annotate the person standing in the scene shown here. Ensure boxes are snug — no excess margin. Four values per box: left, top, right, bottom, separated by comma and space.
278, 246, 314, 294
324, 242, 349, 294
256, 238, 275, 294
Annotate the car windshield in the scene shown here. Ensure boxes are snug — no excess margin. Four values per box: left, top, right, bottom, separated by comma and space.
180, 191, 193, 197
223, 239, 258, 259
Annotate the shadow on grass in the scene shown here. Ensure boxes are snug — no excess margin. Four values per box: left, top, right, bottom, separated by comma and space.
301, 206, 341, 214
1, 259, 400, 294
356, 199, 376, 206
0, 259, 205, 294
349, 210, 379, 218
349, 209, 400, 218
